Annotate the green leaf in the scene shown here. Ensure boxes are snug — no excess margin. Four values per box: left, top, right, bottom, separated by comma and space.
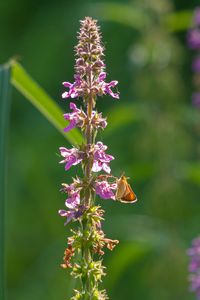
0, 63, 11, 300
164, 10, 193, 32
10, 60, 84, 145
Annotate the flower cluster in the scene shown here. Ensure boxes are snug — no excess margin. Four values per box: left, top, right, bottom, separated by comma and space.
63, 102, 107, 132
95, 180, 117, 200
188, 236, 200, 299
62, 17, 119, 102
59, 141, 114, 174
187, 7, 200, 107
58, 17, 136, 300
62, 72, 119, 100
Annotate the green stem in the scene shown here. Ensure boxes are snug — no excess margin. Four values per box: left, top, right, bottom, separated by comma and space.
81, 218, 91, 296
80, 27, 97, 297
81, 56, 95, 296
81, 93, 94, 298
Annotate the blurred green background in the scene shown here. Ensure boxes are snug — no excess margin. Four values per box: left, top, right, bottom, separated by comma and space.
1, 0, 200, 299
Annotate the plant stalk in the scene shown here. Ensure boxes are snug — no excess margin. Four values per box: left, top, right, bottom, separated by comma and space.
81, 85, 95, 298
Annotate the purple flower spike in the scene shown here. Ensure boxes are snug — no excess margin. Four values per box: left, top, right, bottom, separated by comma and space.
192, 56, 200, 72
192, 92, 200, 107
59, 147, 83, 170
92, 142, 114, 173
187, 7, 200, 108
187, 29, 200, 49
62, 19, 120, 102
95, 180, 117, 199
194, 7, 200, 26
188, 236, 200, 299
58, 17, 130, 299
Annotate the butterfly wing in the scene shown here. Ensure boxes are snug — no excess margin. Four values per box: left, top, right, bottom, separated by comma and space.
116, 177, 127, 199
116, 176, 137, 203
120, 183, 137, 203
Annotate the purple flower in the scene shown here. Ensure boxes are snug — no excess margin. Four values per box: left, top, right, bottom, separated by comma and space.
63, 102, 86, 132
192, 57, 200, 72
97, 72, 120, 99
187, 8, 200, 108
59, 147, 84, 170
63, 102, 107, 132
189, 273, 200, 299
188, 236, 200, 299
62, 73, 119, 100
91, 111, 107, 129
187, 29, 200, 49
59, 183, 85, 224
59, 142, 114, 173
59, 209, 77, 224
61, 183, 81, 209
192, 92, 200, 107
194, 7, 200, 26
62, 75, 83, 99
188, 237, 200, 272
62, 71, 119, 101
92, 142, 114, 174
59, 207, 85, 225
95, 180, 117, 199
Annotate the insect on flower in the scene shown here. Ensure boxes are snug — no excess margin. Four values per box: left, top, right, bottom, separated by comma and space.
116, 175, 137, 203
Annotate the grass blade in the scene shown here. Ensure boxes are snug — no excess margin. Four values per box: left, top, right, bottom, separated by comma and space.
10, 60, 84, 145
0, 63, 11, 300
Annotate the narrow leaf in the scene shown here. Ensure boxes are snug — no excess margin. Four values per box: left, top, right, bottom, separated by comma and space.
10, 60, 84, 145
0, 63, 11, 300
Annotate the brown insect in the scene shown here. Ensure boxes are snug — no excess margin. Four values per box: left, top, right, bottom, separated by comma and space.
116, 175, 137, 203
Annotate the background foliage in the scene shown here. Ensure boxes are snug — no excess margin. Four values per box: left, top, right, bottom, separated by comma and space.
1, 0, 200, 299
